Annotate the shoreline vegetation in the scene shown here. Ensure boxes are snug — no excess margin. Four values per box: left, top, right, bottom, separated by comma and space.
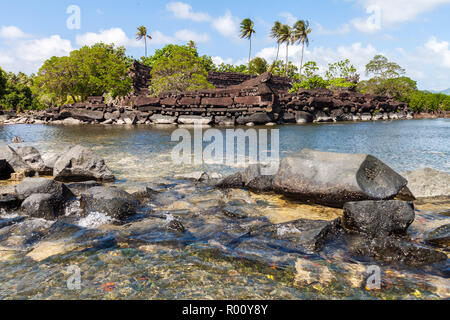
0, 20, 449, 121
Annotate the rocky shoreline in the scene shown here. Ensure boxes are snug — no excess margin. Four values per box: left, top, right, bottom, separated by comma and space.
3, 71, 449, 126
1, 143, 448, 274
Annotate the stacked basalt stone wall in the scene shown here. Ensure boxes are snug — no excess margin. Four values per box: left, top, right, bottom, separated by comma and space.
4, 67, 419, 125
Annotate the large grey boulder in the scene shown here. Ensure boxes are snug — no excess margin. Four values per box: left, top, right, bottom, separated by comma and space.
402, 168, 450, 198
53, 145, 115, 182
343, 201, 415, 237
21, 193, 65, 220
272, 149, 408, 208
15, 146, 52, 175
15, 178, 74, 201
0, 145, 34, 175
80, 187, 140, 219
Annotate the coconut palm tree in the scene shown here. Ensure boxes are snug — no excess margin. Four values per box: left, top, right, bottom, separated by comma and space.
136, 26, 152, 57
292, 20, 312, 76
278, 24, 293, 76
270, 21, 283, 63
239, 18, 256, 67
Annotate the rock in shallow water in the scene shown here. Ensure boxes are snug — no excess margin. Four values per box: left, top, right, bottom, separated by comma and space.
0, 159, 13, 180
80, 187, 140, 220
14, 146, 52, 175
343, 200, 415, 237
425, 223, 450, 247
15, 178, 74, 201
0, 145, 34, 176
53, 145, 115, 182
349, 235, 447, 266
272, 149, 408, 208
21, 193, 65, 220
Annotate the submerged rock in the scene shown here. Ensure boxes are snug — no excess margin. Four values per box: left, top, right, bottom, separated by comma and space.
272, 149, 408, 208
0, 193, 21, 210
175, 171, 210, 182
350, 235, 447, 266
216, 172, 244, 189
249, 218, 342, 251
402, 168, 450, 198
53, 145, 115, 182
80, 187, 140, 219
425, 224, 450, 247
343, 200, 415, 237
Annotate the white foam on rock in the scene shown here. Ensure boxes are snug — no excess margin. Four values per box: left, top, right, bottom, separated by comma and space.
77, 212, 115, 228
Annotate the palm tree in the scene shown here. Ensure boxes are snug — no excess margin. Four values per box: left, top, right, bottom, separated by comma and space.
292, 20, 312, 76
278, 24, 293, 76
239, 18, 256, 67
187, 40, 197, 50
270, 21, 283, 63
136, 26, 152, 57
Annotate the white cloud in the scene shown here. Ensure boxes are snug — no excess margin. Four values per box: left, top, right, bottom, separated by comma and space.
211, 56, 233, 65
166, 2, 211, 22
352, 0, 450, 32
0, 34, 73, 74
151, 31, 174, 45
0, 26, 28, 39
212, 10, 240, 41
315, 22, 351, 35
278, 12, 297, 25
424, 37, 450, 68
76, 28, 142, 47
174, 29, 210, 43
16, 35, 73, 62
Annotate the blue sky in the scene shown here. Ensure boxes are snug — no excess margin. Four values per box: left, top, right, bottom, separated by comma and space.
0, 0, 449, 90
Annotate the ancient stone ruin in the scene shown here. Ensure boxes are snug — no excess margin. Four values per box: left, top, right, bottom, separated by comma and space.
3, 61, 419, 125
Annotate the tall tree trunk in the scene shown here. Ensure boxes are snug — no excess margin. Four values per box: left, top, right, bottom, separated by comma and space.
248, 37, 252, 68
285, 43, 289, 77
300, 41, 305, 76
144, 37, 147, 57
275, 43, 280, 62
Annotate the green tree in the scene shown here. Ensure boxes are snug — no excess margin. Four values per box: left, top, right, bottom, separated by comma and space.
249, 57, 269, 75
0, 67, 7, 99
325, 59, 357, 80
36, 43, 132, 103
240, 18, 256, 67
278, 24, 293, 76
292, 20, 312, 75
136, 26, 152, 58
302, 61, 319, 80
214, 63, 248, 73
270, 21, 283, 66
366, 55, 406, 79
149, 44, 214, 96
357, 76, 417, 101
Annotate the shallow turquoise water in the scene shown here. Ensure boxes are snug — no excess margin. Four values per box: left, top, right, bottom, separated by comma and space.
0, 119, 448, 300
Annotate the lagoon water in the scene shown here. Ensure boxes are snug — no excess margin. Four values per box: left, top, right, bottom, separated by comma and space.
0, 119, 449, 299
